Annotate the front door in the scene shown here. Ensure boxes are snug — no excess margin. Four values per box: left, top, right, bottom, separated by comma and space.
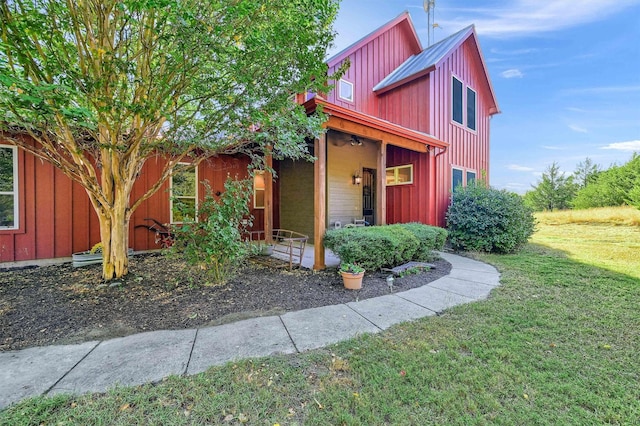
362, 168, 376, 225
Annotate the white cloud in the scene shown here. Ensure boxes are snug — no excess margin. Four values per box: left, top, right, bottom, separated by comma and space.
436, 0, 640, 38
501, 69, 524, 78
541, 145, 566, 150
568, 124, 588, 133
600, 140, 640, 151
507, 164, 535, 172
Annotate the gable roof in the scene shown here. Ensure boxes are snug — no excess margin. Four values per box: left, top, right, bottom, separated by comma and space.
327, 11, 422, 68
373, 25, 500, 115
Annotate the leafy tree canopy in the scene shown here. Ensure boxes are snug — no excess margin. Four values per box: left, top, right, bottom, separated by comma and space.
524, 162, 577, 211
573, 153, 640, 209
0, 0, 340, 279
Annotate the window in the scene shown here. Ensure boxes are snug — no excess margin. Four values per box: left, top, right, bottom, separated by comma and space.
452, 167, 477, 192
467, 87, 477, 131
452, 168, 463, 191
253, 171, 265, 209
338, 79, 354, 102
386, 164, 413, 186
170, 164, 197, 223
452, 76, 464, 125
452, 75, 477, 131
0, 145, 18, 230
466, 170, 476, 185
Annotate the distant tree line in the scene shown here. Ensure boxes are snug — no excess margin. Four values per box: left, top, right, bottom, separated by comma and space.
523, 154, 640, 211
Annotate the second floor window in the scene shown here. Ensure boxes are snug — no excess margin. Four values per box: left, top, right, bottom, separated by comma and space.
452, 75, 477, 131
339, 79, 354, 102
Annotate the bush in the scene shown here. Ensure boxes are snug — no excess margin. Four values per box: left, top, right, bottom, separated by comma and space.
323, 223, 447, 271
395, 223, 448, 261
446, 184, 535, 253
170, 178, 253, 284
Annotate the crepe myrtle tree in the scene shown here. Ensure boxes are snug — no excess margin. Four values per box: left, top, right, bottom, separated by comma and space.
0, 0, 341, 280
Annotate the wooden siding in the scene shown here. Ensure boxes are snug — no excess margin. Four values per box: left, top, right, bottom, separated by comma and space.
326, 23, 421, 116
385, 145, 432, 225
0, 138, 268, 263
378, 77, 431, 134
428, 37, 492, 227
327, 134, 377, 227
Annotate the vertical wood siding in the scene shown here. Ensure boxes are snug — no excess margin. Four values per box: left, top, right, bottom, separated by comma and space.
429, 38, 492, 227
326, 25, 421, 116
385, 145, 432, 225
0, 138, 269, 263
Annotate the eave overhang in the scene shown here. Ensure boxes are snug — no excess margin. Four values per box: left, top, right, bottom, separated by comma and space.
304, 97, 448, 152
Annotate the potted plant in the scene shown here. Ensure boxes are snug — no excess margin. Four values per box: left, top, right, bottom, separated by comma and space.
339, 262, 365, 290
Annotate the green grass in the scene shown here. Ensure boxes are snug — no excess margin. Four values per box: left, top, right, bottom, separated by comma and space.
533, 206, 640, 279
3, 215, 639, 425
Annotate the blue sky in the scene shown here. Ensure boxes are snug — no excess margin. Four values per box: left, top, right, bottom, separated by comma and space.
330, 0, 640, 193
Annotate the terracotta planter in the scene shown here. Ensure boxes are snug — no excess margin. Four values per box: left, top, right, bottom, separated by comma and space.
340, 271, 365, 290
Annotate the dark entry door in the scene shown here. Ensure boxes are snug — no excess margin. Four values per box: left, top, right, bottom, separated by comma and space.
362, 168, 376, 225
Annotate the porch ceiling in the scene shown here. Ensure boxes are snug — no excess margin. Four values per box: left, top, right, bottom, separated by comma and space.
304, 97, 448, 153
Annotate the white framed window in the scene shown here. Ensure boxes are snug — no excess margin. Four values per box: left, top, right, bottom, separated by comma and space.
451, 75, 477, 131
338, 79, 354, 102
170, 163, 197, 223
0, 145, 18, 230
452, 167, 464, 191
452, 167, 477, 192
466, 87, 477, 131
466, 170, 477, 185
386, 164, 413, 186
452, 76, 464, 125
253, 171, 265, 209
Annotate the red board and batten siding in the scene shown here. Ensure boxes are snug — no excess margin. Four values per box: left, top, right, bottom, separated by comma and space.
429, 37, 493, 226
326, 20, 421, 116
0, 138, 268, 263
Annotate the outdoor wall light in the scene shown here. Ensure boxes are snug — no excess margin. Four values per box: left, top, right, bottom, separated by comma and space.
352, 172, 362, 185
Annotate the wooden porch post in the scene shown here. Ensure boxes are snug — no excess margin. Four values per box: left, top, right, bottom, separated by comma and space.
377, 141, 387, 225
264, 149, 273, 242
313, 133, 327, 270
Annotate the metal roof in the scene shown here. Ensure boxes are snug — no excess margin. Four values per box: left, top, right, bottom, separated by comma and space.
373, 25, 474, 93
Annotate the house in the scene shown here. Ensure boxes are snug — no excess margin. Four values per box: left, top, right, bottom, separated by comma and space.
1, 11, 498, 268
275, 12, 499, 268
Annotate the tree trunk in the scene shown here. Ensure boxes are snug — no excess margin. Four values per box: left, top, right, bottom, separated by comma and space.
98, 189, 131, 280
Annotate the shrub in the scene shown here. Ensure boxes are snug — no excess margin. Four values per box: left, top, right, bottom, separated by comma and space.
446, 184, 535, 253
170, 178, 253, 284
396, 223, 448, 261
323, 223, 447, 271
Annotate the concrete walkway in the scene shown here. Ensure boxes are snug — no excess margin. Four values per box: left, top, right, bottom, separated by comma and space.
0, 252, 499, 410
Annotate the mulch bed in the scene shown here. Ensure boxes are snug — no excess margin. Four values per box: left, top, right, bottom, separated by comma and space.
0, 253, 451, 352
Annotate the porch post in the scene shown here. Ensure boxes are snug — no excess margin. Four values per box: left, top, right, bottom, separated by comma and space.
313, 132, 327, 270
264, 148, 273, 242
377, 141, 387, 225
428, 150, 437, 225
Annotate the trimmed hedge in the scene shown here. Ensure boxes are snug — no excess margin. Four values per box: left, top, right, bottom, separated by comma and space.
323, 223, 448, 271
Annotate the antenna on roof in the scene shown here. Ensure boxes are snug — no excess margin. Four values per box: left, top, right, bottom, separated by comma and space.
423, 0, 436, 46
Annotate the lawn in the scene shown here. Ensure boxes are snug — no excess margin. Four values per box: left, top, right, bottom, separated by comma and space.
2, 208, 639, 425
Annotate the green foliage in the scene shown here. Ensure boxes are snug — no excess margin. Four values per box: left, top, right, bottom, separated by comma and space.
396, 222, 448, 261
339, 262, 365, 274
0, 0, 340, 278
446, 184, 535, 253
524, 162, 577, 211
170, 179, 252, 284
573, 157, 601, 188
324, 223, 447, 271
572, 153, 640, 209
